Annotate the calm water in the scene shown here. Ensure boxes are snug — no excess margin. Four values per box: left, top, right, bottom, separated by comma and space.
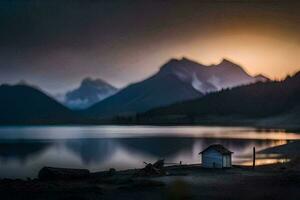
0, 125, 299, 179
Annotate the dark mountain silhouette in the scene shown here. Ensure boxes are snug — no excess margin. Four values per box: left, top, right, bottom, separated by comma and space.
0, 84, 77, 124
62, 78, 118, 109
84, 57, 266, 118
141, 71, 300, 125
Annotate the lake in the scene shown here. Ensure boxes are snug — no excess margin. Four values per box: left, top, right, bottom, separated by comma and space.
0, 125, 299, 179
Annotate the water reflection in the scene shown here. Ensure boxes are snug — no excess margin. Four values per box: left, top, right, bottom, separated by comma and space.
240, 154, 290, 166
66, 139, 118, 163
0, 140, 52, 162
0, 126, 299, 178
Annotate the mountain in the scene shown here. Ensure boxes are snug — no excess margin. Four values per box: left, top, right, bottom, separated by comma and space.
63, 78, 118, 109
141, 71, 300, 125
159, 58, 268, 94
84, 57, 267, 118
0, 84, 77, 124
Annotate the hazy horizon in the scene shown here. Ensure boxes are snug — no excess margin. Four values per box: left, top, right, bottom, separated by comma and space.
0, 57, 281, 94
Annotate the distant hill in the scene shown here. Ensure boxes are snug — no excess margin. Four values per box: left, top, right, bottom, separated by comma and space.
84, 57, 266, 118
0, 84, 77, 124
140, 71, 300, 126
62, 78, 118, 109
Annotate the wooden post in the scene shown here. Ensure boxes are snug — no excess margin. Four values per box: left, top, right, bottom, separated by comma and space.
253, 147, 256, 169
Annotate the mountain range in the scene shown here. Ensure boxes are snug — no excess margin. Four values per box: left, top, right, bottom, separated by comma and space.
84, 58, 268, 118
0, 84, 76, 124
159, 58, 268, 93
139, 71, 300, 127
62, 78, 118, 109
4, 57, 297, 127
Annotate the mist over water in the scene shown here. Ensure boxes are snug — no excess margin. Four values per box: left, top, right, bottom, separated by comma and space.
0, 126, 298, 178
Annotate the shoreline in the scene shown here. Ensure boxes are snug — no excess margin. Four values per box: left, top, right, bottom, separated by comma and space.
0, 160, 299, 200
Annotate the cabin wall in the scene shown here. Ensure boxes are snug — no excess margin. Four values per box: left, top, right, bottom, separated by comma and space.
201, 149, 223, 168
222, 155, 232, 168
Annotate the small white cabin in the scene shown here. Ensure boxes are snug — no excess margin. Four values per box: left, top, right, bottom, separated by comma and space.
199, 144, 233, 168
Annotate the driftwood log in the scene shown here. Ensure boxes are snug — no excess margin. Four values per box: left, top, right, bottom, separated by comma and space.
139, 159, 165, 176
38, 167, 90, 180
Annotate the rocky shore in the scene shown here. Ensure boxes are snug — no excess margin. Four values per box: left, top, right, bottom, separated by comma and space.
1, 158, 300, 200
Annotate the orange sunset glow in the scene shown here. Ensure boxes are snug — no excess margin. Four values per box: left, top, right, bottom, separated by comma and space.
161, 25, 300, 81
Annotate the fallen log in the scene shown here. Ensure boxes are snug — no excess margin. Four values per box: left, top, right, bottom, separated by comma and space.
139, 159, 165, 176
38, 167, 90, 181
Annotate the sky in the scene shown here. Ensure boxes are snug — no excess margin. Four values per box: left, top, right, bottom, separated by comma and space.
0, 0, 300, 94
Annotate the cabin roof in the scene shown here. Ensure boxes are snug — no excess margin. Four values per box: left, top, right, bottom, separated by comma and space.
199, 144, 233, 155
